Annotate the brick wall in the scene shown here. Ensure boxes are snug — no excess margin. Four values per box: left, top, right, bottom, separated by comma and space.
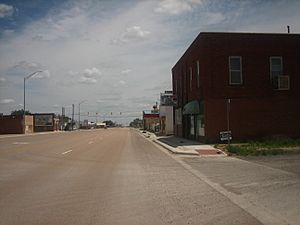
0, 115, 23, 134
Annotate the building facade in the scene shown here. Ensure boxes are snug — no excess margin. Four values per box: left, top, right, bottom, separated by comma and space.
159, 91, 174, 135
0, 115, 34, 134
143, 106, 160, 132
172, 32, 300, 143
33, 113, 55, 132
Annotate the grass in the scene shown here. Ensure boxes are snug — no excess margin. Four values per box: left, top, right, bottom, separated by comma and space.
216, 137, 300, 156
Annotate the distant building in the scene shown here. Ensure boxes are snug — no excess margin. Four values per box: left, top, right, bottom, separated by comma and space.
143, 105, 160, 132
33, 113, 56, 132
159, 91, 174, 135
172, 32, 300, 143
0, 115, 33, 134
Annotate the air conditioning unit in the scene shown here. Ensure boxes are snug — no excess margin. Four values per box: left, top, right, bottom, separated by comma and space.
276, 75, 290, 90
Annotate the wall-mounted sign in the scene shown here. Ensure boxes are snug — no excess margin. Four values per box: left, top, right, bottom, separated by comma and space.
34, 114, 53, 126
220, 131, 232, 141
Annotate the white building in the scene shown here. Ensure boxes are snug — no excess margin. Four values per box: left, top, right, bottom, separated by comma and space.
159, 91, 174, 135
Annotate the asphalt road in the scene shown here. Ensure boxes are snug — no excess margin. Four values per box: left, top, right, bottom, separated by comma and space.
0, 128, 293, 225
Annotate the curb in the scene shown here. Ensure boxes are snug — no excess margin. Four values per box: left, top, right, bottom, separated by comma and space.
153, 139, 199, 155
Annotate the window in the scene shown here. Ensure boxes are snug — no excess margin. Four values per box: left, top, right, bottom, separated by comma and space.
189, 67, 193, 90
270, 57, 283, 89
196, 60, 200, 88
229, 56, 242, 85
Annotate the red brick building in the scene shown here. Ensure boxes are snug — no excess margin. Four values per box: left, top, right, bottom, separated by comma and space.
172, 32, 300, 143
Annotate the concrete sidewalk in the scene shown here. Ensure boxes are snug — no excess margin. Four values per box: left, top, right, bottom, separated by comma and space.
140, 131, 226, 156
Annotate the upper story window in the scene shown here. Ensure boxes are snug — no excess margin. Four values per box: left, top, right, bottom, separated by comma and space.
270, 56, 283, 89
196, 60, 200, 88
229, 56, 243, 85
189, 67, 193, 90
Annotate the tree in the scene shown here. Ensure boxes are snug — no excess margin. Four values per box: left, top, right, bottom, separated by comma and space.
11, 109, 31, 116
130, 118, 143, 128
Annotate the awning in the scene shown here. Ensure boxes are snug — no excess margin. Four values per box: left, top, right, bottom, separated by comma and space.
183, 100, 200, 115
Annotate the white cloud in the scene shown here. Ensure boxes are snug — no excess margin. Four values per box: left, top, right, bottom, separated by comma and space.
0, 3, 14, 18
0, 98, 15, 104
78, 76, 97, 84
113, 80, 126, 87
14, 60, 40, 71
83, 67, 101, 78
2, 29, 15, 36
111, 26, 150, 45
121, 69, 132, 75
155, 0, 202, 15
78, 67, 101, 84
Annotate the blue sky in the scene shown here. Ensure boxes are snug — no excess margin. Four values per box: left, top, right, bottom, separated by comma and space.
1, 0, 300, 124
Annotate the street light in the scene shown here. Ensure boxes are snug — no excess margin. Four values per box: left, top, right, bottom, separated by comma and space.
78, 100, 87, 129
23, 71, 43, 133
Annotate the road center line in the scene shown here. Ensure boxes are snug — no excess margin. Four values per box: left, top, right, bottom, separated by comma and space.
13, 142, 29, 145
62, 150, 73, 155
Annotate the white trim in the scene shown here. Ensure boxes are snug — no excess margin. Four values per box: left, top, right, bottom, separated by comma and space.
229, 56, 243, 85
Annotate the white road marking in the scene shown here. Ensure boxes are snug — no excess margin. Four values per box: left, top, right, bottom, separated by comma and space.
13, 142, 29, 145
62, 150, 73, 155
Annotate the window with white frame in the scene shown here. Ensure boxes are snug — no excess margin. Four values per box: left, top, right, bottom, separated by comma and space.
229, 56, 242, 85
270, 56, 283, 89
189, 67, 193, 90
196, 60, 200, 88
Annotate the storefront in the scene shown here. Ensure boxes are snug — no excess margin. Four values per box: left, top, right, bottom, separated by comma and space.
182, 100, 205, 140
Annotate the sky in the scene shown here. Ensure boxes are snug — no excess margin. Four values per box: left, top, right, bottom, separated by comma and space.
0, 0, 300, 125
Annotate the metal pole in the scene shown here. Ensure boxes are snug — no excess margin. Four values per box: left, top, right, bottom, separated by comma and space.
227, 98, 231, 147
23, 77, 26, 134
23, 71, 43, 134
78, 100, 86, 130
72, 104, 74, 131
78, 103, 80, 129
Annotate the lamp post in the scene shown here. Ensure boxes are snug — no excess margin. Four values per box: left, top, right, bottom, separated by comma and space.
78, 100, 87, 129
23, 71, 43, 133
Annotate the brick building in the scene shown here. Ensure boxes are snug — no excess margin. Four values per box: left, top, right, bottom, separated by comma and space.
172, 32, 300, 143
0, 115, 33, 134
143, 107, 160, 132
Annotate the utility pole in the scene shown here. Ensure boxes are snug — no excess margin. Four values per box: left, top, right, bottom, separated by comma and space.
23, 71, 43, 133
78, 100, 86, 130
72, 104, 74, 131
61, 107, 65, 130
226, 99, 231, 147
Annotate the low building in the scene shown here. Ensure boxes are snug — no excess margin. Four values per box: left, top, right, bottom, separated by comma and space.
33, 113, 55, 132
159, 91, 174, 135
172, 32, 300, 143
143, 105, 160, 132
0, 115, 33, 134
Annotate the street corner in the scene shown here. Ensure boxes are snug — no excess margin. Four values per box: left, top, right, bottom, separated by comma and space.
153, 137, 227, 157
195, 147, 227, 156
